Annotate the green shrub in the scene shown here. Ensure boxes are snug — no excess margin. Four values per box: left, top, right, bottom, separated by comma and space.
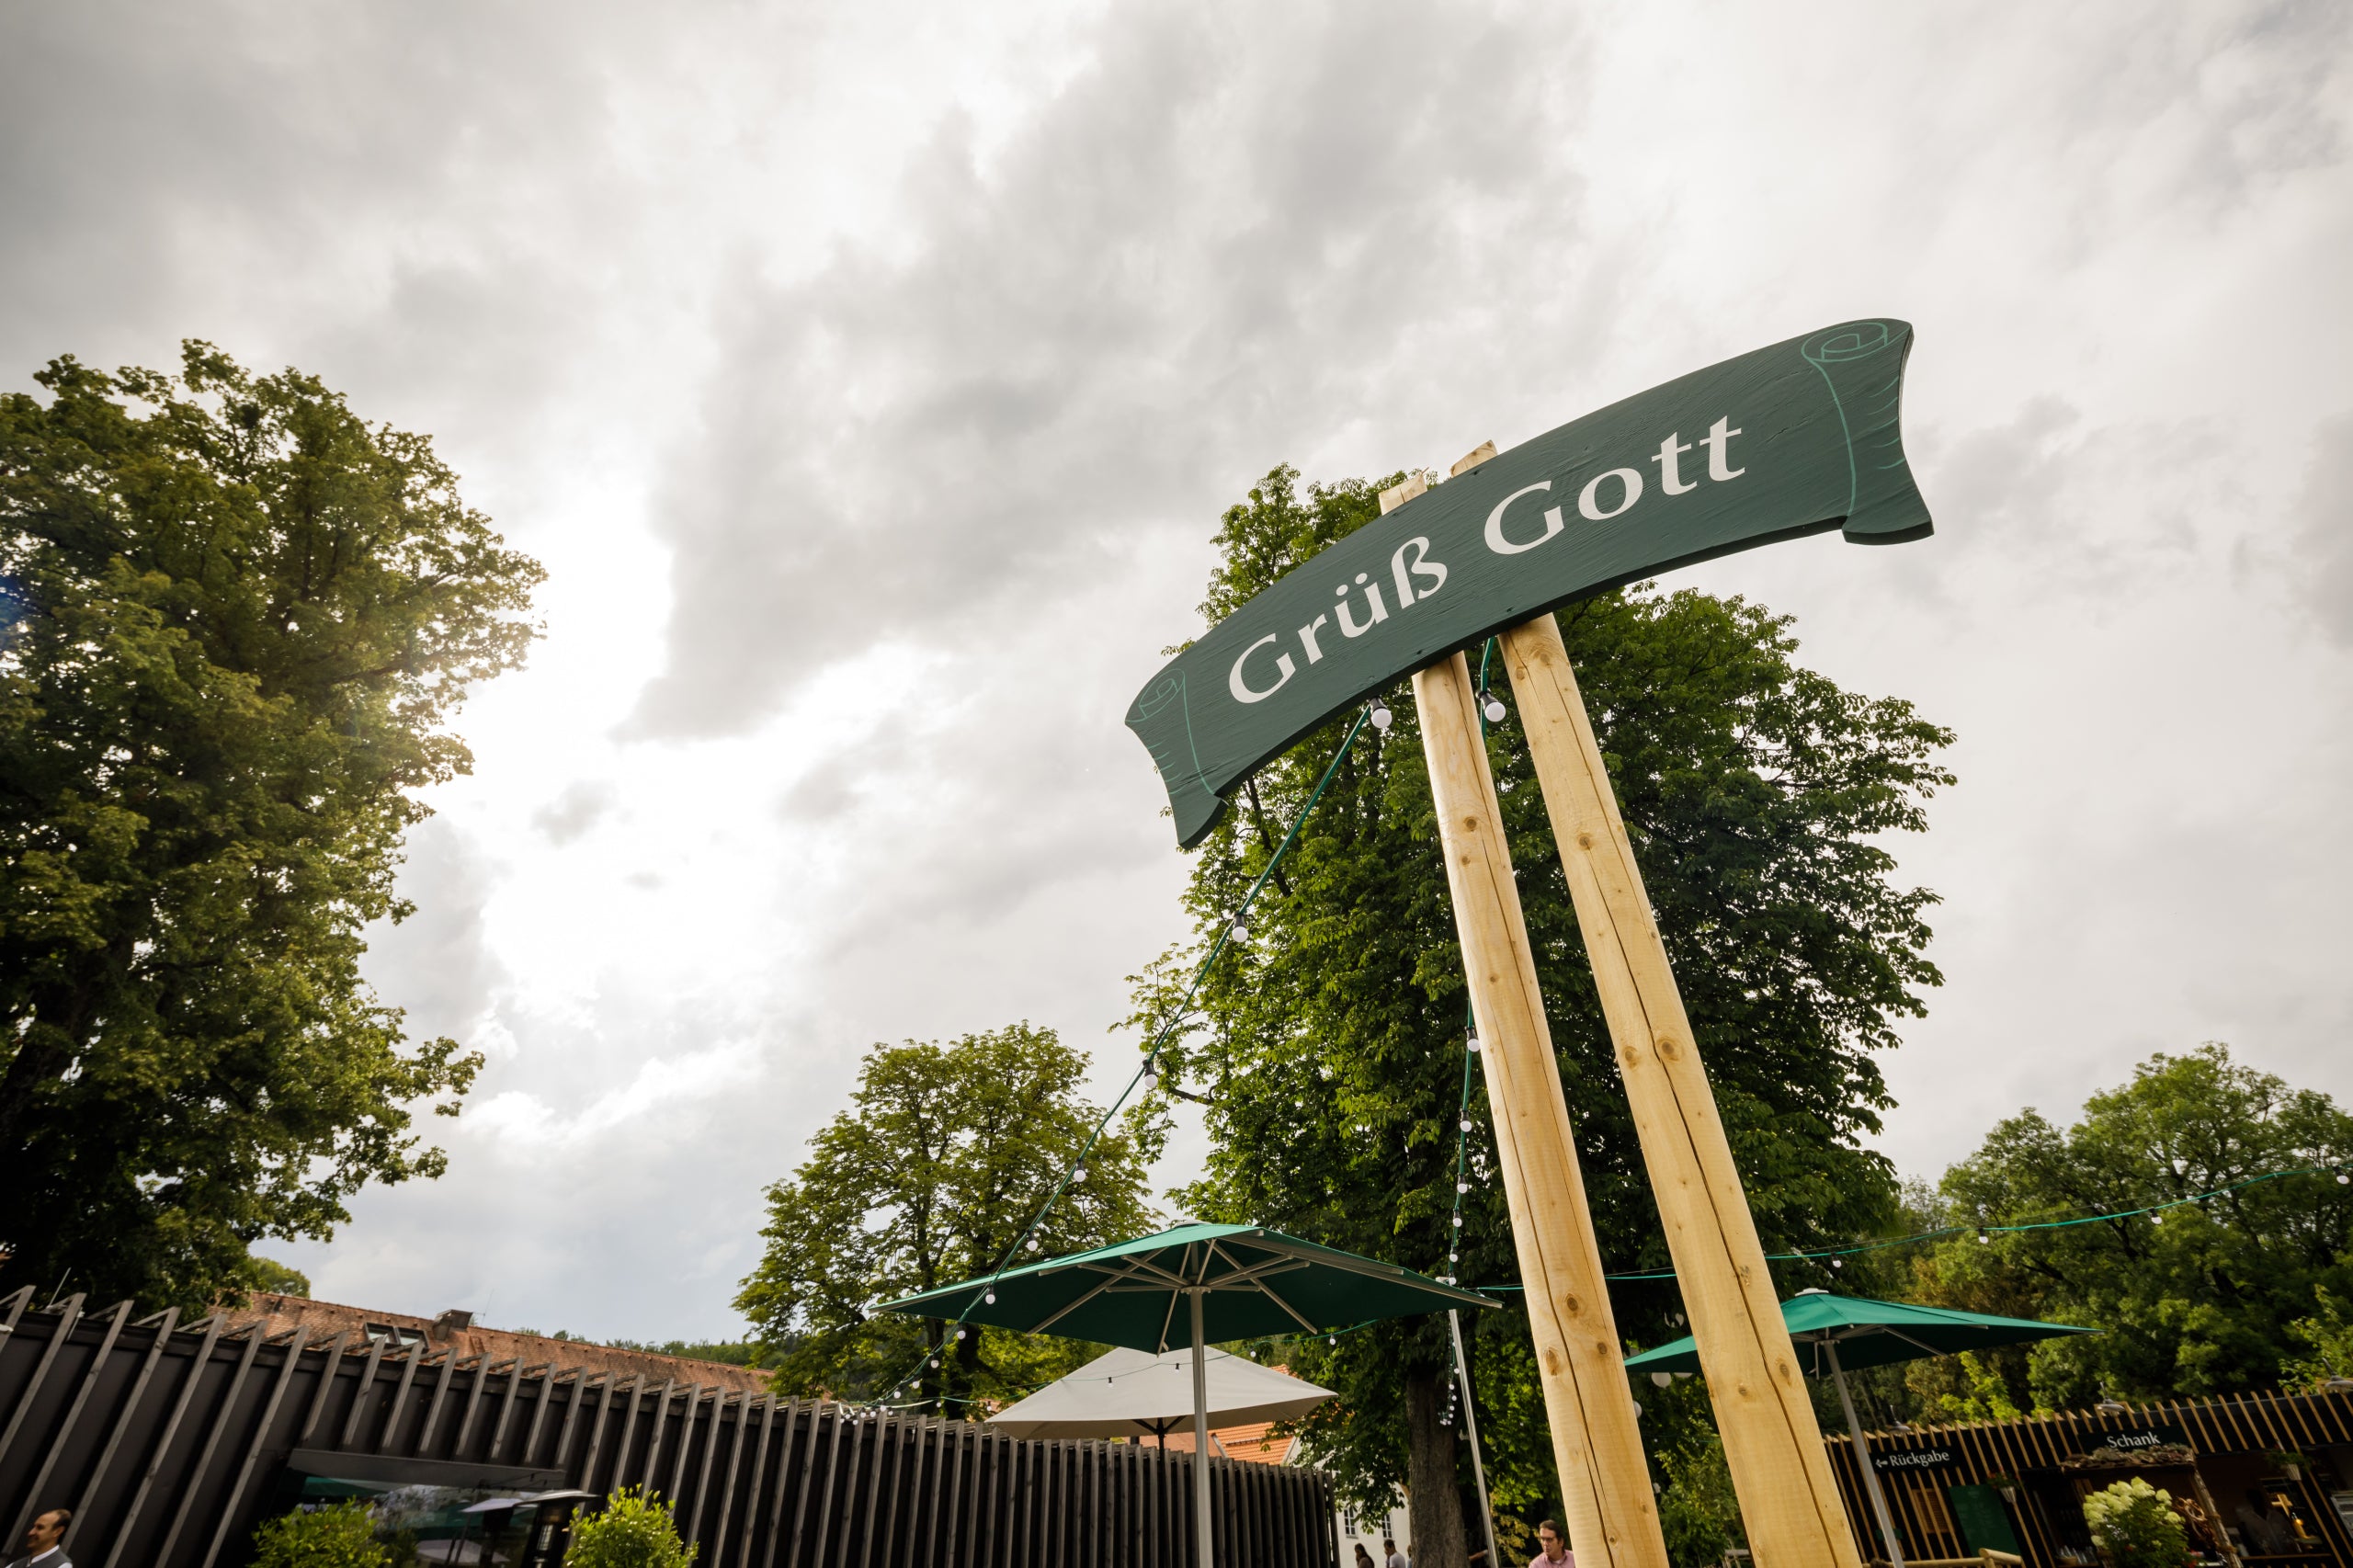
564, 1487, 698, 1568
2082, 1478, 2190, 1568
251, 1502, 389, 1568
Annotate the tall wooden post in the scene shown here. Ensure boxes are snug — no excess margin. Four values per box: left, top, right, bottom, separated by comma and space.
1499, 608, 1865, 1568
1390, 477, 1668, 1568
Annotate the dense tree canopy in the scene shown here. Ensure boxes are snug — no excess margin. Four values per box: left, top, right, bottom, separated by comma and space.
1902, 1043, 2353, 1410
0, 344, 541, 1310
736, 1023, 1158, 1411
1134, 464, 1953, 1553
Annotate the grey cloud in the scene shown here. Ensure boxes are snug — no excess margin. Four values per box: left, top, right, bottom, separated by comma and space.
627, 0, 1604, 740
533, 779, 620, 844
363, 819, 505, 1045
2290, 415, 2353, 645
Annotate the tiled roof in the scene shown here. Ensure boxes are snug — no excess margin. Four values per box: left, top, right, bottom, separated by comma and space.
220, 1293, 769, 1394
1154, 1420, 1302, 1465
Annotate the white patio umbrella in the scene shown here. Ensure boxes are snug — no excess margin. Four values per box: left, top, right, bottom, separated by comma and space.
988, 1344, 1336, 1443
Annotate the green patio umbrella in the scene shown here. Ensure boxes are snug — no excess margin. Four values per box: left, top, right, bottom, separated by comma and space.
881, 1221, 1495, 1568
1624, 1290, 2097, 1568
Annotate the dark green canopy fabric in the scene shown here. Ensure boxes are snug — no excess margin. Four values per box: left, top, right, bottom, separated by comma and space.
878, 1221, 1495, 1352
1621, 1290, 2096, 1378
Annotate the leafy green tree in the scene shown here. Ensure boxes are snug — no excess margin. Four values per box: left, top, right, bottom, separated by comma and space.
1140, 465, 1951, 1557
1654, 1433, 1745, 1567
251, 1502, 389, 1568
2281, 1287, 2353, 1390
564, 1488, 696, 1568
735, 1023, 1157, 1412
1919, 1044, 2353, 1407
0, 344, 540, 1310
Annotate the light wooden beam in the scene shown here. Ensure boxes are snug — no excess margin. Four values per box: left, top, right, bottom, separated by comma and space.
1500, 607, 1865, 1568
1388, 473, 1667, 1568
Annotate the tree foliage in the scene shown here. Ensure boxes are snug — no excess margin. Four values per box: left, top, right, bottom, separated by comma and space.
736, 1023, 1157, 1411
564, 1488, 696, 1568
1137, 465, 1952, 1540
0, 344, 541, 1310
1910, 1043, 2353, 1408
251, 1502, 390, 1568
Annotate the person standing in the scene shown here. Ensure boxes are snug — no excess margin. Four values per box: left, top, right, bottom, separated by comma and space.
1354, 1545, 1378, 1568
1385, 1536, 1411, 1568
1530, 1518, 1573, 1568
6, 1509, 71, 1568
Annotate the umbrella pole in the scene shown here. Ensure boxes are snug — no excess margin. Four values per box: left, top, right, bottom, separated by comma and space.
1825, 1341, 1905, 1568
1190, 1289, 1213, 1568
1449, 1309, 1503, 1568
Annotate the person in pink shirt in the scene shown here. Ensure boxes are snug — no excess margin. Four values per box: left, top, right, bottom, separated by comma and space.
1530, 1518, 1573, 1567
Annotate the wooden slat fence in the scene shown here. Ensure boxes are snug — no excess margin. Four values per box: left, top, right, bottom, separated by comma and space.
0, 1289, 1340, 1568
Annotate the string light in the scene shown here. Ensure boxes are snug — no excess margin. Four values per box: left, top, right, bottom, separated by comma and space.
1483, 696, 1506, 724
1370, 701, 1393, 732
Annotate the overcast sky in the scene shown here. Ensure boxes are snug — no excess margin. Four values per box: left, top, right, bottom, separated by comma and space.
5, 1, 2348, 1342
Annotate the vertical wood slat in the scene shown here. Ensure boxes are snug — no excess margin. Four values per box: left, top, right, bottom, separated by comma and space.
640, 1380, 680, 1492
665, 1384, 704, 1505
807, 1404, 849, 1568
415, 1352, 470, 1457
519, 1369, 562, 1469
452, 1355, 505, 1458
335, 1337, 389, 1450
756, 1399, 804, 1568
487, 1360, 533, 1460
151, 1324, 267, 1567
602, 1376, 648, 1494
689, 1391, 730, 1547
198, 1327, 313, 1568
10, 1298, 131, 1544
291, 1331, 353, 1448
707, 1392, 756, 1559
70, 1306, 181, 1555
98, 1314, 226, 1568
379, 1348, 433, 1454
0, 1294, 87, 1476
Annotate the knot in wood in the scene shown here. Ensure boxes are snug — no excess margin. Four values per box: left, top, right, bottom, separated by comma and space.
1655, 1035, 1682, 1061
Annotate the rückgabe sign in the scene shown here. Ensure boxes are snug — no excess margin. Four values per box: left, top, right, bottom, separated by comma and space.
1127, 319, 1935, 846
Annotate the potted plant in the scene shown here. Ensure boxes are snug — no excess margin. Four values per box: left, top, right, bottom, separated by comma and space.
2266, 1450, 2311, 1482
1985, 1473, 2020, 1505
2082, 1478, 2191, 1568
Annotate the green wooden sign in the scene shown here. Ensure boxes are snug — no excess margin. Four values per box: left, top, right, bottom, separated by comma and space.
1127, 318, 1935, 846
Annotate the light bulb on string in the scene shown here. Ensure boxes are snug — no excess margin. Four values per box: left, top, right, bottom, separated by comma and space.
1230, 918, 1248, 942
1460, 1118, 1472, 1131
1457, 1181, 1469, 1194
1830, 1257, 1843, 1269
984, 1290, 997, 1304
1466, 1034, 1482, 1052
1483, 695, 1507, 724
1073, 1166, 1088, 1182
1370, 701, 1393, 732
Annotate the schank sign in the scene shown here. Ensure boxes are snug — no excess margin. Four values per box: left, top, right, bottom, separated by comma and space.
1126, 319, 1936, 846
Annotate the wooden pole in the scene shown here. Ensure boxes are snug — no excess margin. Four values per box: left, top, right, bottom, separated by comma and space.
1392, 473, 1668, 1568
1498, 607, 1866, 1568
